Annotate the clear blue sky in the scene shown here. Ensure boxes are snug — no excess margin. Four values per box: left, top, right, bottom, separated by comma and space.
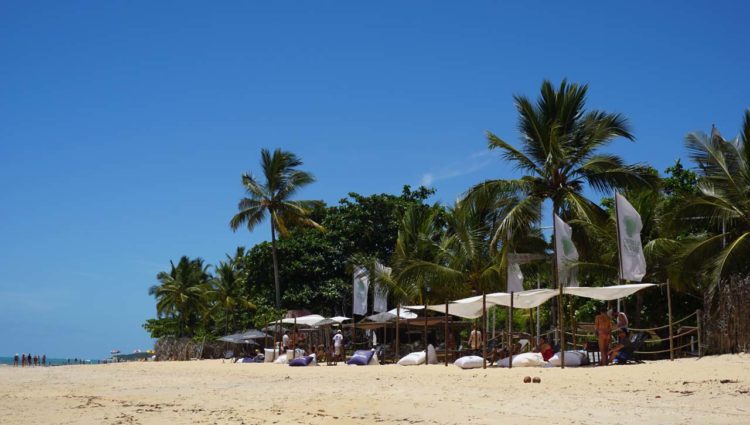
1, 1, 748, 359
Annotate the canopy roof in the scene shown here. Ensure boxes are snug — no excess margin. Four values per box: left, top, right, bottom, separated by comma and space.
453, 285, 656, 309
218, 329, 270, 344
405, 303, 484, 319
563, 283, 656, 300
279, 314, 326, 326
313, 316, 351, 326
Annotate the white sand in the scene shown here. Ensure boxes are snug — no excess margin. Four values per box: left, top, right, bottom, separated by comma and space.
1, 354, 749, 424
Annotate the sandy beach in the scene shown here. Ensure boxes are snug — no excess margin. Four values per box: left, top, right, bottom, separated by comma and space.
1, 354, 748, 425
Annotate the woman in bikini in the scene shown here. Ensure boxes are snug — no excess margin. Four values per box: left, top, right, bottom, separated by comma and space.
594, 306, 613, 366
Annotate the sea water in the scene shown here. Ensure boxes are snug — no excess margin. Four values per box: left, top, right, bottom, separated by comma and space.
0, 356, 99, 366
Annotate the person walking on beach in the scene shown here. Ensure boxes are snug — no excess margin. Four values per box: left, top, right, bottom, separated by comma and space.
282, 331, 290, 351
333, 329, 344, 360
13, 353, 19, 367
595, 306, 613, 366
42, 354, 46, 366
33, 355, 38, 367
21, 353, 26, 367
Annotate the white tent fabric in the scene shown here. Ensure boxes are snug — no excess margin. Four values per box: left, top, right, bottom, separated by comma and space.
280, 314, 326, 326
563, 283, 656, 300
405, 303, 485, 319
388, 308, 417, 319
485, 289, 559, 309
312, 316, 351, 326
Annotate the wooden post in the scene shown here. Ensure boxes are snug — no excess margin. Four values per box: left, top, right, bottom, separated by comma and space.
508, 292, 514, 369
444, 301, 449, 367
424, 303, 428, 366
667, 280, 675, 361
558, 288, 565, 369
396, 304, 401, 359
696, 309, 702, 358
482, 293, 487, 369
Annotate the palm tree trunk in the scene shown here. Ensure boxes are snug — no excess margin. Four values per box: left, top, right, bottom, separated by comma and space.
270, 219, 281, 309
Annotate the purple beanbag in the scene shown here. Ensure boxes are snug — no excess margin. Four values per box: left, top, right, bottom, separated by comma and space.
346, 350, 374, 366
289, 355, 314, 367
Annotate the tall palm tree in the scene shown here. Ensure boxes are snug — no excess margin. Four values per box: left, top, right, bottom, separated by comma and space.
209, 261, 256, 336
670, 110, 750, 287
230, 148, 322, 309
148, 256, 212, 337
468, 80, 657, 276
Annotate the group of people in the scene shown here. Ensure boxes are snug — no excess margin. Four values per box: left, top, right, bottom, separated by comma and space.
277, 328, 345, 362
13, 353, 46, 367
594, 307, 632, 365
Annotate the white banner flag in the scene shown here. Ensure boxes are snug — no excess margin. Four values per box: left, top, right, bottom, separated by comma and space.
373, 263, 391, 313
554, 214, 579, 287
616, 193, 647, 282
507, 261, 524, 293
352, 266, 370, 316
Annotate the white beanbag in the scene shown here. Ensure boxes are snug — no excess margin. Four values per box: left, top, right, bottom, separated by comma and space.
273, 354, 288, 364
264, 349, 277, 363
453, 355, 484, 369
548, 351, 584, 367
368, 352, 380, 366
495, 352, 545, 368
397, 351, 426, 366
427, 344, 438, 365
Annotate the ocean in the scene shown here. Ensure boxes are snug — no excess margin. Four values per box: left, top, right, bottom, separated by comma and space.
0, 356, 101, 366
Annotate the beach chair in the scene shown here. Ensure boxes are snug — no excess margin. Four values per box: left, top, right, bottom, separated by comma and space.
613, 332, 650, 365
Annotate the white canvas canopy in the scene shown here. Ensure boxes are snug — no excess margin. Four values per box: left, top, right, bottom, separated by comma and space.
486, 289, 558, 309
405, 303, 485, 319
563, 283, 656, 300
313, 316, 351, 326
280, 314, 326, 326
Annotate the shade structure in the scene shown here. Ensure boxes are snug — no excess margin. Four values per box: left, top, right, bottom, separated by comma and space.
235, 329, 271, 340
313, 316, 351, 326
280, 314, 326, 326
406, 303, 484, 319
485, 289, 558, 309
563, 283, 656, 300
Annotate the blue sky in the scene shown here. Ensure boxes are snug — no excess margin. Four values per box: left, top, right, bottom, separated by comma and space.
1, 1, 748, 358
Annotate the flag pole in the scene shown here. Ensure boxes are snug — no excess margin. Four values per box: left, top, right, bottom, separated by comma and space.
482, 292, 487, 369
508, 291, 514, 369
553, 214, 565, 369
614, 192, 626, 313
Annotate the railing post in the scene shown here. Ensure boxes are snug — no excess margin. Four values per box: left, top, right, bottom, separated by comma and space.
667, 280, 675, 361
696, 309, 703, 358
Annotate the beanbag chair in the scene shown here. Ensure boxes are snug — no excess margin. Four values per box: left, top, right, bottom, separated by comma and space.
273, 354, 288, 364
368, 352, 380, 366
347, 350, 375, 366
397, 351, 426, 366
289, 355, 314, 367
548, 351, 584, 367
453, 355, 484, 369
495, 352, 545, 368
427, 344, 438, 365
264, 349, 277, 363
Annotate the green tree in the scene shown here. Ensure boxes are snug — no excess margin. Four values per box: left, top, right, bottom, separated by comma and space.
230, 148, 322, 309
209, 261, 256, 336
147, 256, 212, 337
671, 111, 750, 287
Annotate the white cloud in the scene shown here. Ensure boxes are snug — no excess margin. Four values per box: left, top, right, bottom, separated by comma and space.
418, 150, 495, 187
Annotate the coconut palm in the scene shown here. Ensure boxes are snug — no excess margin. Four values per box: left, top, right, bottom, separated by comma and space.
148, 256, 212, 337
230, 148, 322, 308
468, 80, 657, 250
209, 261, 256, 336
670, 110, 750, 288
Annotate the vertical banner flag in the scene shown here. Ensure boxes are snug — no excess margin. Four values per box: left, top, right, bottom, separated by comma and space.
352, 266, 370, 315
616, 193, 647, 281
507, 262, 524, 293
554, 214, 579, 287
373, 262, 391, 313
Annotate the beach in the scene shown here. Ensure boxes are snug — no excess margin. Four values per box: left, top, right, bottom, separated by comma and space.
1, 354, 748, 425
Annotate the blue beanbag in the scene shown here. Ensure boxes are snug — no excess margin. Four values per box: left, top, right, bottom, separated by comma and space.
346, 350, 374, 366
289, 355, 314, 367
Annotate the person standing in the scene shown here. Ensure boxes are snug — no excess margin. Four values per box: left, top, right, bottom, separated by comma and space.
21, 353, 26, 367
613, 310, 629, 338
468, 323, 482, 354
595, 306, 613, 366
333, 329, 344, 360
13, 353, 19, 367
282, 331, 290, 351
42, 354, 46, 367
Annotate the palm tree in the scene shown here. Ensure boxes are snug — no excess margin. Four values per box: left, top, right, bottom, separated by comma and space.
230, 148, 322, 309
209, 261, 256, 336
148, 256, 212, 337
670, 110, 750, 287
468, 80, 657, 279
